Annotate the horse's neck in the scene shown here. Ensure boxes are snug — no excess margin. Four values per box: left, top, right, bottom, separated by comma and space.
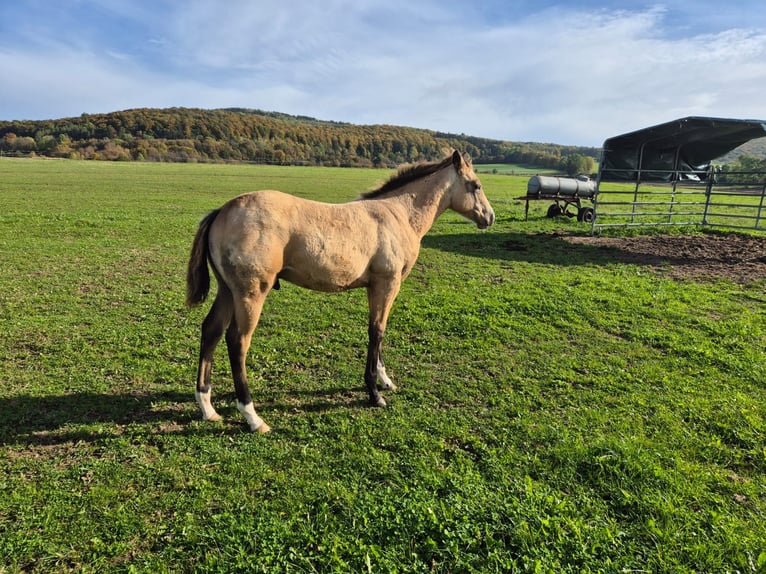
396, 171, 454, 238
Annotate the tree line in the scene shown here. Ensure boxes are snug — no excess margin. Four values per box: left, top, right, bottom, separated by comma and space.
0, 107, 600, 172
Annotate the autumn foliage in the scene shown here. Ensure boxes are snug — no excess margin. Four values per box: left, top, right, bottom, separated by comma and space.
0, 107, 599, 170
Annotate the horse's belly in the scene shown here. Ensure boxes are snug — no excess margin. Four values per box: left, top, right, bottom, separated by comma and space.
279, 244, 370, 292
278, 264, 368, 292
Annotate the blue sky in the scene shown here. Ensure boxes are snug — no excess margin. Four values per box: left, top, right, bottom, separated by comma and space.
1, 1, 765, 146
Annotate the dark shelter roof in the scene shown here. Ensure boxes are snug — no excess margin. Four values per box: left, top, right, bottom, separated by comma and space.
599, 116, 766, 182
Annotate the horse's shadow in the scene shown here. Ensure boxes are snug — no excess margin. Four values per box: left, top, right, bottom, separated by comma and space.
261, 386, 369, 414
1, 386, 370, 446
0, 390, 197, 447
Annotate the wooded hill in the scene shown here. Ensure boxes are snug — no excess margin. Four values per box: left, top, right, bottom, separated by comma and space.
719, 136, 766, 163
0, 107, 599, 171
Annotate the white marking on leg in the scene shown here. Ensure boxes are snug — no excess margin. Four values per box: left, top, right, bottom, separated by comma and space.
237, 401, 270, 433
196, 390, 221, 422
377, 359, 397, 390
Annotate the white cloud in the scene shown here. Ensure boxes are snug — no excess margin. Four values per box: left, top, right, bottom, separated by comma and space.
1, 2, 765, 145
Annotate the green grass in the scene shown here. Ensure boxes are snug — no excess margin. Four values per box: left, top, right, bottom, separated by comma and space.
1, 158, 765, 573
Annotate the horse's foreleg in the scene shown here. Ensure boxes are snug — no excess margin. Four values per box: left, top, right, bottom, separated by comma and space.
365, 280, 401, 407
227, 294, 271, 433
365, 322, 387, 407
195, 293, 233, 422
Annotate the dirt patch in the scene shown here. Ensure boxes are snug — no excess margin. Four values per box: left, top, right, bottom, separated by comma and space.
564, 233, 766, 283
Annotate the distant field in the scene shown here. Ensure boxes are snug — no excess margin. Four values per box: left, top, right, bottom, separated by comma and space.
1, 158, 764, 573
473, 163, 559, 175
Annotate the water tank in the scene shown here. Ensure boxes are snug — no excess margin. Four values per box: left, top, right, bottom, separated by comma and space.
527, 175, 595, 197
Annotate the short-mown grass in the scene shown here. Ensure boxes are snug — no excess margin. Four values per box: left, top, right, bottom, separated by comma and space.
1, 158, 764, 573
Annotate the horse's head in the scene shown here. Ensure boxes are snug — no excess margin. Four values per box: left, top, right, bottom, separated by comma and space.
448, 150, 495, 229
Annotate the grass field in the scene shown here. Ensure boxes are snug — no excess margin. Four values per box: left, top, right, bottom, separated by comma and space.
473, 163, 558, 176
1, 158, 765, 573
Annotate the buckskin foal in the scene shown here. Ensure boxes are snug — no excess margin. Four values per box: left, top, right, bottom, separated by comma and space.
186, 150, 495, 432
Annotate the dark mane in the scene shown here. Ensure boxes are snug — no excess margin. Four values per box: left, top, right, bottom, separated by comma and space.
360, 155, 454, 200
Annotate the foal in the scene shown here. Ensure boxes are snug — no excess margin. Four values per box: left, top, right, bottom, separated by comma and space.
186, 150, 495, 431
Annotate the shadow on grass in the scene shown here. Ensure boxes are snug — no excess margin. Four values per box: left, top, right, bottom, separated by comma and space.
0, 390, 195, 446
261, 386, 369, 415
421, 230, 622, 267
1, 386, 371, 446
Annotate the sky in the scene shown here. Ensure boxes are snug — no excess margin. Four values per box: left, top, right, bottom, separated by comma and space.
1, 1, 765, 146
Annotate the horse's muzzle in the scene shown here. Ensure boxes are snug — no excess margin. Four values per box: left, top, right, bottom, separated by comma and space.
476, 209, 495, 229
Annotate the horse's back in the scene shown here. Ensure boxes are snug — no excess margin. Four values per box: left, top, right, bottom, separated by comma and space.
207, 190, 407, 293
211, 189, 363, 245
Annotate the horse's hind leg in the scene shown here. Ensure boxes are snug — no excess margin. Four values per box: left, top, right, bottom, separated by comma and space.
226, 293, 271, 433
196, 289, 234, 422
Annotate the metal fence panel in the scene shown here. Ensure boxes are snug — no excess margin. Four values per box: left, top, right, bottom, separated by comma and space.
591, 169, 766, 234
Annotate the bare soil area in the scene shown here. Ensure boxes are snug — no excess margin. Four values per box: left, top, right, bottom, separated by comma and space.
564, 233, 766, 283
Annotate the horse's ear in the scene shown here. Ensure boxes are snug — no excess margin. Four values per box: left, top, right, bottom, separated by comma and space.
452, 149, 463, 171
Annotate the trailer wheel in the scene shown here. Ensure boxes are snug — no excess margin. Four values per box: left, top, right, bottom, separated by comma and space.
579, 207, 595, 223
547, 203, 562, 218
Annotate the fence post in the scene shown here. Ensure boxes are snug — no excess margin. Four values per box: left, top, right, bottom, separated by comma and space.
702, 165, 714, 226
756, 182, 766, 230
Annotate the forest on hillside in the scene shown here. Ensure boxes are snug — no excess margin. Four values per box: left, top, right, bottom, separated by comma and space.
0, 107, 599, 173
718, 153, 766, 182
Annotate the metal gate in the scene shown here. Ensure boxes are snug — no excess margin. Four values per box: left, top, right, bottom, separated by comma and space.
591, 167, 766, 232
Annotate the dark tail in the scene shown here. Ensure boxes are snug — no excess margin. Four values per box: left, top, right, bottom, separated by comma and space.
186, 209, 221, 308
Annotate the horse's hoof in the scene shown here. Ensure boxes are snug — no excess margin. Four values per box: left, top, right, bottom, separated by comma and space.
375, 397, 387, 408
204, 413, 222, 422
254, 422, 271, 433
